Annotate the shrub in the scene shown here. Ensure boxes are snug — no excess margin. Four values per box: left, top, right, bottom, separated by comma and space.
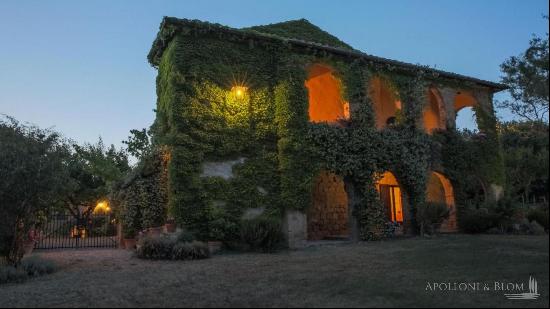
0, 256, 56, 285
0, 266, 28, 285
459, 208, 495, 233
240, 216, 283, 252
136, 236, 209, 260
176, 230, 196, 243
20, 256, 57, 277
136, 237, 175, 260
172, 241, 210, 260
417, 202, 450, 235
527, 207, 549, 231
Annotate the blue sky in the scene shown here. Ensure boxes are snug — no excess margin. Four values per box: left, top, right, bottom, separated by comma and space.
0, 0, 548, 148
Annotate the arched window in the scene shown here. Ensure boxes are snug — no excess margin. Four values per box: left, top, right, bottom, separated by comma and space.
454, 92, 479, 132
369, 77, 401, 129
422, 88, 446, 133
305, 64, 350, 124
426, 172, 457, 231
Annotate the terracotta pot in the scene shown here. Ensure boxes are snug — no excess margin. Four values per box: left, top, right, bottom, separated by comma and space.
147, 227, 163, 238
165, 222, 176, 233
23, 241, 35, 255
208, 241, 223, 254
124, 238, 137, 250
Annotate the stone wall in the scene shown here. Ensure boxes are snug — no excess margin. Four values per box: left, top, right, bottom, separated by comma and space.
307, 171, 350, 240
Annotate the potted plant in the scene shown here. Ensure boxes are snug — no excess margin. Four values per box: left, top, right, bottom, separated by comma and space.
164, 217, 177, 233
146, 226, 163, 238
123, 227, 137, 250
208, 219, 234, 254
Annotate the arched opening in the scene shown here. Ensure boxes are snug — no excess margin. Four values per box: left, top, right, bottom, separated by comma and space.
422, 88, 446, 133
369, 77, 402, 129
454, 92, 479, 132
305, 64, 350, 124
307, 170, 350, 240
426, 172, 457, 231
376, 172, 404, 223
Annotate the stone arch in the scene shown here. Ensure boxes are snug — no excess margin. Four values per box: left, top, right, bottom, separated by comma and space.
369, 77, 402, 129
454, 91, 479, 131
305, 64, 350, 124
376, 171, 405, 224
422, 88, 446, 133
307, 170, 350, 240
426, 172, 457, 232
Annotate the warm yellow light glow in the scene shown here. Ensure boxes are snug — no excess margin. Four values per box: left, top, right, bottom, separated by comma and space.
231, 86, 248, 99
306, 64, 350, 124
376, 171, 403, 223
93, 201, 111, 214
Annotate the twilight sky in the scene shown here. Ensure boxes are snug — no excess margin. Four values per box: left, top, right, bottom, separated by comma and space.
0, 0, 548, 149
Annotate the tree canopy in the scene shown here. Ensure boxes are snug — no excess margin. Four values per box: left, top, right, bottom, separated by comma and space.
0, 116, 69, 264
499, 16, 549, 122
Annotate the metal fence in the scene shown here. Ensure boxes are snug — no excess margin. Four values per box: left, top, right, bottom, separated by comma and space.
34, 213, 118, 249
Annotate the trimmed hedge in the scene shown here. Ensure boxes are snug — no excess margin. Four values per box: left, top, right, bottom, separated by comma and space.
136, 236, 210, 260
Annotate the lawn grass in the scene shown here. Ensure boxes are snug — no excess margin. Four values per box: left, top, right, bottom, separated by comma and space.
0, 234, 547, 308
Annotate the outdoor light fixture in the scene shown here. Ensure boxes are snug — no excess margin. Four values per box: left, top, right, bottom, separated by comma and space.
231, 86, 248, 99
94, 201, 111, 214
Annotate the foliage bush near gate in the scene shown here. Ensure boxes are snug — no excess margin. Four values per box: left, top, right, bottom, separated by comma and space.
20, 256, 57, 277
136, 236, 210, 260
144, 17, 505, 241
0, 256, 57, 285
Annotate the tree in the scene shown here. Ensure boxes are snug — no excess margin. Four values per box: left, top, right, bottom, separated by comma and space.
62, 138, 130, 219
499, 121, 549, 203
499, 16, 549, 122
0, 116, 69, 265
122, 128, 152, 161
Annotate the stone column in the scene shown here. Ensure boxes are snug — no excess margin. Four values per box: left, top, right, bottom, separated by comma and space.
282, 210, 307, 249
438, 87, 458, 130
344, 180, 360, 241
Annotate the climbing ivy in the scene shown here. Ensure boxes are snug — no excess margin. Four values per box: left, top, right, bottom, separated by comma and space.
147, 18, 505, 241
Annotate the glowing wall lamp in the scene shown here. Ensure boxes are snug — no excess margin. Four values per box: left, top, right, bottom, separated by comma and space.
231, 86, 248, 99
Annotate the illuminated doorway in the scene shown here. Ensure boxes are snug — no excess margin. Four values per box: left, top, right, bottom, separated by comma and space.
376, 172, 403, 223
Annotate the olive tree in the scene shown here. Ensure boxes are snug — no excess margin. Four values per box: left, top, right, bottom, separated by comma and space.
0, 116, 69, 265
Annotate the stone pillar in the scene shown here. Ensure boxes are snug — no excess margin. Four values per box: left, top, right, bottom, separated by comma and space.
489, 184, 504, 202
282, 209, 307, 249
438, 87, 458, 130
344, 180, 360, 241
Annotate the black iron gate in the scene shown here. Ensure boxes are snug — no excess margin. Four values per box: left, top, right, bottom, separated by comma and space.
34, 213, 119, 249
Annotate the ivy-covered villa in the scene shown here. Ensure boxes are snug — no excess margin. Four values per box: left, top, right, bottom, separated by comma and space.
142, 17, 507, 248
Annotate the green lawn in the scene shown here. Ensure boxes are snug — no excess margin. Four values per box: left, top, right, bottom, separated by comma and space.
0, 234, 548, 308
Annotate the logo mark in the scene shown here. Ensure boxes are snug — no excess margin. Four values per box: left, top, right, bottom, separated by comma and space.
504, 277, 540, 300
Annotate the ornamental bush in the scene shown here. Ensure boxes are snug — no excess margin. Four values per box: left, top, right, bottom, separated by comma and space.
0, 256, 57, 285
459, 208, 495, 234
240, 216, 283, 252
417, 202, 450, 235
136, 236, 209, 260
527, 207, 549, 231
